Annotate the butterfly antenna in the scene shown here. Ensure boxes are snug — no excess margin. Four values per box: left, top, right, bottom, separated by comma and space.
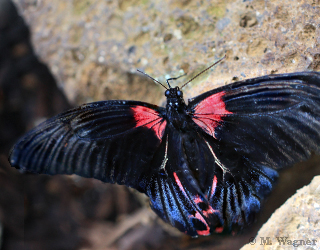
166, 73, 187, 89
180, 55, 226, 89
137, 69, 168, 89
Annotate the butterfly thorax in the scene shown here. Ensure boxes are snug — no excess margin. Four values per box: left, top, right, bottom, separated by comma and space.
165, 87, 190, 130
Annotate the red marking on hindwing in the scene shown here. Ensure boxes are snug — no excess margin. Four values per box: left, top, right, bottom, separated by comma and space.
193, 194, 220, 217
173, 173, 222, 236
209, 175, 218, 200
215, 227, 224, 233
131, 106, 166, 140
193, 195, 203, 204
173, 173, 210, 235
193, 211, 211, 236
193, 91, 232, 138
173, 172, 188, 197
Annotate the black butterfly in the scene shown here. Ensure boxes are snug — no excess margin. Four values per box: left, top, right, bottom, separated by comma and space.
9, 64, 320, 237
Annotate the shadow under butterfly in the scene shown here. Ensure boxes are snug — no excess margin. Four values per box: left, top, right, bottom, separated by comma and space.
9, 57, 320, 237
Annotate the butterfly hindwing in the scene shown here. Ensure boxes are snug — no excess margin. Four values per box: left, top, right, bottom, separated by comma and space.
146, 127, 226, 236
9, 100, 167, 191
146, 127, 277, 236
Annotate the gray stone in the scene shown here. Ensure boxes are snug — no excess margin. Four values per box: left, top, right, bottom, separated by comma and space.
12, 0, 320, 106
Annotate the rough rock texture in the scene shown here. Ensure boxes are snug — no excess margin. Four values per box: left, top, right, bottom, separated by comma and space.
12, 0, 320, 105
3, 0, 320, 250
241, 176, 320, 250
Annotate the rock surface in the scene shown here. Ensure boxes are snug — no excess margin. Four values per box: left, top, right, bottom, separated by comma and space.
13, 0, 320, 105
241, 176, 320, 250
5, 0, 320, 250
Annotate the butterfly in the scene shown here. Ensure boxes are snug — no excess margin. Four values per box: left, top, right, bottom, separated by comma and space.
9, 59, 320, 237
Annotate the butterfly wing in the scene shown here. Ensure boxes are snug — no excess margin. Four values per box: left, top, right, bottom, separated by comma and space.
9, 100, 167, 191
186, 71, 320, 233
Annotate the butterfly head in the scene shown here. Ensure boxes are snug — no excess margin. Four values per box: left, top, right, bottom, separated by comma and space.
165, 87, 186, 112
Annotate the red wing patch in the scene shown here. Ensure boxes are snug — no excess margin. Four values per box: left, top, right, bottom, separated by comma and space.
192, 91, 232, 138
173, 172, 188, 197
131, 106, 167, 140
207, 175, 218, 200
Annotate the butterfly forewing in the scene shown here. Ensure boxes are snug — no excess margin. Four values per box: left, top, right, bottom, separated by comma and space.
10, 100, 166, 190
